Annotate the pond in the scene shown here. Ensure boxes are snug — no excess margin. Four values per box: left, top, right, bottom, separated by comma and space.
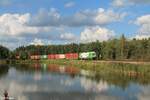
0, 64, 150, 100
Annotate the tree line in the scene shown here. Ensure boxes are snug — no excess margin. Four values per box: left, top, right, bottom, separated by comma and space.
0, 45, 10, 59
1, 35, 150, 61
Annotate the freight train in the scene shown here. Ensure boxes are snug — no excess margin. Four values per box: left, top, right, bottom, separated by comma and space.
28, 51, 97, 60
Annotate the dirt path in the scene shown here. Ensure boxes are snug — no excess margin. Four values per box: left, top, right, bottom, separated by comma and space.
94, 60, 150, 65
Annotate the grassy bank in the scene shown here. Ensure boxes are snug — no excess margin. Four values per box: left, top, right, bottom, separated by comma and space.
12, 59, 150, 76
0, 60, 7, 64
11, 59, 150, 88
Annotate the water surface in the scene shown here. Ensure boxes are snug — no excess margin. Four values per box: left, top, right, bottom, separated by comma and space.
0, 64, 149, 100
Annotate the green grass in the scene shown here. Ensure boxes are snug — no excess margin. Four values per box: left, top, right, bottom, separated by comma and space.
10, 59, 150, 89
12, 59, 150, 76
0, 60, 7, 64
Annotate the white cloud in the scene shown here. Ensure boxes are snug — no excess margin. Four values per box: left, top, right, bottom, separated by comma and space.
0, 36, 28, 50
28, 8, 60, 26
112, 0, 125, 7
80, 77, 108, 93
0, 12, 58, 49
0, 13, 53, 36
0, 8, 126, 49
80, 26, 115, 43
0, 13, 30, 36
134, 35, 150, 40
130, 14, 150, 39
136, 15, 150, 25
60, 33, 78, 41
65, 2, 75, 8
134, 14, 150, 39
137, 86, 150, 100
94, 8, 126, 24
112, 0, 150, 7
28, 8, 126, 27
30, 38, 44, 46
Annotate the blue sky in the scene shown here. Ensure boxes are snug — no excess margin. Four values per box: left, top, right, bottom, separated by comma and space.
0, 0, 150, 49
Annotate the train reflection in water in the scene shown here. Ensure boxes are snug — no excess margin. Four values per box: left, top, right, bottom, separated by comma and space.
1, 64, 150, 100
32, 64, 80, 76
31, 64, 96, 79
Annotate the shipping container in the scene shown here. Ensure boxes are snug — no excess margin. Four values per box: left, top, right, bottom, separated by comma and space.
30, 55, 35, 60
48, 54, 65, 59
16, 56, 20, 59
48, 54, 55, 59
34, 55, 40, 60
65, 53, 78, 59
55, 54, 59, 59
47, 54, 51, 59
58, 54, 65, 59
79, 51, 96, 59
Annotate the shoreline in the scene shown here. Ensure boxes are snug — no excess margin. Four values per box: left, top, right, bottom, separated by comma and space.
1, 59, 150, 77
12, 59, 150, 77
1, 59, 150, 65
0, 60, 7, 64
11, 59, 150, 65
94, 60, 150, 65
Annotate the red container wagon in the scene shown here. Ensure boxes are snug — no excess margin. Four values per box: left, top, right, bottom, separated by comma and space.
30, 55, 35, 60
30, 55, 40, 60
16, 55, 20, 59
48, 54, 61, 59
48, 54, 55, 59
55, 54, 60, 59
58, 54, 65, 59
34, 55, 40, 60
65, 53, 78, 59
48, 54, 52, 59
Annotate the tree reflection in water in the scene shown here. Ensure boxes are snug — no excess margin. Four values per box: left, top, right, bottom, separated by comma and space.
0, 65, 9, 78
14, 63, 150, 89
0, 63, 149, 100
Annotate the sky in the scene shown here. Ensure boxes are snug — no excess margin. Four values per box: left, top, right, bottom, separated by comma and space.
0, 0, 150, 49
